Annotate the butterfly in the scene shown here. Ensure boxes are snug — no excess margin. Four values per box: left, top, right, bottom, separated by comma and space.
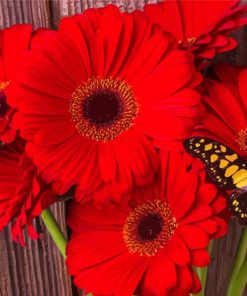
183, 137, 247, 226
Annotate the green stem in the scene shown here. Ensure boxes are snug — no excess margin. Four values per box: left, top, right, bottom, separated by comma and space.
194, 240, 213, 296
229, 254, 247, 296
227, 227, 247, 296
41, 208, 68, 258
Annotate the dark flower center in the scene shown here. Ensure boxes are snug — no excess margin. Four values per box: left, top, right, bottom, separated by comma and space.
137, 213, 164, 241
0, 91, 9, 118
70, 77, 138, 142
82, 90, 123, 126
123, 200, 178, 256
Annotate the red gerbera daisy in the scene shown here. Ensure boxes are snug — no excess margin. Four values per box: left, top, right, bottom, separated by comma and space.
0, 24, 32, 143
8, 5, 202, 204
195, 63, 247, 156
144, 0, 247, 66
0, 138, 56, 245
66, 152, 228, 296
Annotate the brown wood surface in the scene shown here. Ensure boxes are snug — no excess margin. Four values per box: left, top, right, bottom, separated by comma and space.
0, 1, 246, 295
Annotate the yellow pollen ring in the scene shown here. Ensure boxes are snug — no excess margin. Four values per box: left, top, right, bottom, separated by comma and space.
187, 37, 196, 44
123, 199, 177, 257
70, 77, 138, 142
0, 80, 11, 91
236, 128, 247, 152
178, 37, 196, 49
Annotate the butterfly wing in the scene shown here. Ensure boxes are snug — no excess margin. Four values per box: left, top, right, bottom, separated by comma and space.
184, 137, 247, 225
229, 189, 247, 225
183, 137, 247, 189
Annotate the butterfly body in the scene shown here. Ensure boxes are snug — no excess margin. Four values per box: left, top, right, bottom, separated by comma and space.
184, 137, 247, 225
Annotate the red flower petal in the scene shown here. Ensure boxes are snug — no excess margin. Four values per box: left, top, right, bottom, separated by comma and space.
66, 151, 228, 294
178, 225, 209, 249
66, 231, 125, 273
67, 202, 127, 232
8, 5, 202, 203
211, 196, 227, 215
144, 1, 183, 41
0, 24, 32, 79
169, 266, 193, 296
191, 270, 202, 294
165, 234, 190, 265
204, 80, 245, 131
196, 219, 218, 235
143, 250, 177, 292
190, 249, 210, 267
144, 0, 247, 64
134, 51, 199, 101
181, 206, 213, 224
73, 253, 148, 296
212, 217, 228, 238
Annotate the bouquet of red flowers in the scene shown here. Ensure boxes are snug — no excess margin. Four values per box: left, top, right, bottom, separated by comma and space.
0, 1, 247, 295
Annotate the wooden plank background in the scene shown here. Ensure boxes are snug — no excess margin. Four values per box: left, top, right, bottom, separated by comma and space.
0, 1, 246, 295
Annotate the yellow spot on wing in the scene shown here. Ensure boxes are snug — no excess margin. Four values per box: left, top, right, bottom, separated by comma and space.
205, 144, 213, 151
233, 200, 239, 206
225, 154, 238, 162
236, 177, 247, 188
232, 169, 247, 184
225, 165, 239, 177
210, 154, 218, 163
219, 159, 229, 168
220, 145, 227, 152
